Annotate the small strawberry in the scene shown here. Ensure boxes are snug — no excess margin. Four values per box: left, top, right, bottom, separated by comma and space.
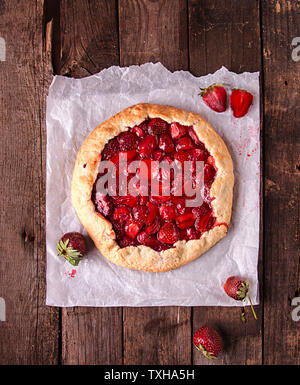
193, 326, 223, 359
176, 136, 194, 151
56, 232, 86, 266
147, 118, 168, 135
176, 213, 195, 229
159, 204, 177, 221
138, 135, 157, 158
117, 131, 137, 151
170, 122, 187, 139
230, 89, 253, 118
158, 133, 175, 153
224, 276, 257, 320
199, 84, 227, 113
158, 222, 179, 244
125, 220, 142, 239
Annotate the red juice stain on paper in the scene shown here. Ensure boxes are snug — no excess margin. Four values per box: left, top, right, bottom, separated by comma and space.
65, 269, 77, 278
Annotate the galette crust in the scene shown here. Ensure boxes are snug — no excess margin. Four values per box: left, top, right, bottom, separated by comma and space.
71, 104, 234, 272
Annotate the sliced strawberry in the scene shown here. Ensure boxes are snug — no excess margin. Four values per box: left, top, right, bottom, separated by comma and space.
159, 204, 177, 221
204, 164, 216, 182
158, 222, 179, 244
195, 211, 214, 233
174, 150, 192, 163
113, 206, 131, 223
147, 118, 168, 135
110, 149, 137, 164
137, 231, 160, 249
158, 133, 175, 153
131, 125, 146, 138
101, 137, 120, 160
117, 131, 137, 151
192, 202, 210, 218
170, 122, 186, 139
193, 148, 209, 162
176, 213, 195, 229
114, 195, 138, 208
146, 202, 158, 225
125, 220, 142, 239
188, 127, 203, 146
200, 83, 227, 113
145, 217, 160, 235
138, 135, 157, 158
132, 205, 149, 223
230, 89, 253, 118
176, 136, 194, 151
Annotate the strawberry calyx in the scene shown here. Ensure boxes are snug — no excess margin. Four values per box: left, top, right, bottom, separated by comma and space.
194, 343, 217, 359
199, 83, 224, 97
236, 280, 249, 300
56, 239, 83, 266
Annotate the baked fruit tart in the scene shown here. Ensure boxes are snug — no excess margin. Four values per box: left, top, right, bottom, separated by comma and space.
71, 104, 234, 272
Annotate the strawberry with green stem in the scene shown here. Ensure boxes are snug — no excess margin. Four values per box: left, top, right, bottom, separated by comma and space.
56, 232, 86, 266
199, 83, 227, 113
224, 276, 257, 320
193, 325, 223, 359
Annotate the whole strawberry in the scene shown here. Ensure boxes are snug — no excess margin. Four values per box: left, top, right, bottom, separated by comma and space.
224, 276, 257, 320
199, 83, 227, 113
56, 232, 86, 266
193, 325, 223, 359
230, 89, 253, 118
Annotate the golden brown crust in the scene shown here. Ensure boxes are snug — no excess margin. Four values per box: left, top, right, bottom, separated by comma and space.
71, 103, 234, 272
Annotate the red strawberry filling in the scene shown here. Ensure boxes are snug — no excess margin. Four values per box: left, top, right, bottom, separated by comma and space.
92, 119, 218, 251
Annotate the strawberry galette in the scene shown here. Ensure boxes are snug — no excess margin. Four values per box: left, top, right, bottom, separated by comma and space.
71, 104, 234, 272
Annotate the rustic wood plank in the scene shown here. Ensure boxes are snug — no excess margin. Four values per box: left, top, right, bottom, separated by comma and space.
0, 0, 59, 364
119, 0, 191, 365
59, 0, 119, 78
261, 0, 300, 365
188, 0, 263, 364
61, 307, 123, 364
119, 0, 188, 70
55, 0, 123, 365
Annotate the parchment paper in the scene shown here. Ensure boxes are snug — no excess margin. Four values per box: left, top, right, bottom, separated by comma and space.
46, 63, 260, 307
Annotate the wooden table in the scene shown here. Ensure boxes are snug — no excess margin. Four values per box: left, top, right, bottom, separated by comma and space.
0, 0, 299, 365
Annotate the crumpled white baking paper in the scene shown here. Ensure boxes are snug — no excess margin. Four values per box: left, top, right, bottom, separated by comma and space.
46, 62, 260, 307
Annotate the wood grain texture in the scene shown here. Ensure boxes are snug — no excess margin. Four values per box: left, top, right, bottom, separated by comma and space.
261, 0, 300, 365
61, 307, 122, 364
58, 0, 119, 78
119, 0, 192, 365
188, 0, 263, 365
0, 0, 59, 364
119, 0, 188, 70
56, 0, 123, 365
